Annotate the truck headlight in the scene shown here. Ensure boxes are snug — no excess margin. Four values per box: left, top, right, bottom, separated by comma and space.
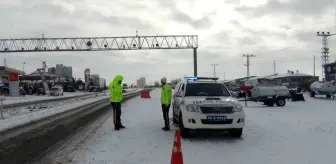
185, 104, 199, 112
233, 104, 243, 112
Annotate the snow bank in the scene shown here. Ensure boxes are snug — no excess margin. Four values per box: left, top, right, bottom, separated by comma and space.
1, 88, 140, 106
2, 92, 93, 105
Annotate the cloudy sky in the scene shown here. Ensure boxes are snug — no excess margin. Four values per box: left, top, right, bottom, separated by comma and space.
1, 0, 336, 84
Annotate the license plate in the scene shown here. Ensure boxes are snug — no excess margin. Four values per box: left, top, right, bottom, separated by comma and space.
207, 116, 226, 121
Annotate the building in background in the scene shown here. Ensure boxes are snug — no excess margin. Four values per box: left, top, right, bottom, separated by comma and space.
267, 71, 319, 88
48, 64, 73, 77
84, 68, 90, 82
48, 67, 56, 74
63, 66, 72, 77
136, 77, 146, 88
90, 74, 99, 79
226, 70, 319, 89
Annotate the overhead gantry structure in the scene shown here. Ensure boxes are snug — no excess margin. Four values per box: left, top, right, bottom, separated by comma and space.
0, 34, 199, 76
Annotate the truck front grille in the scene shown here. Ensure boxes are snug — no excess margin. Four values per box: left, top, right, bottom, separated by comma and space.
201, 119, 233, 124
199, 106, 234, 114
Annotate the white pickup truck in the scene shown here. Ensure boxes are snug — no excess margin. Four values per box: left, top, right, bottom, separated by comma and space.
172, 77, 245, 138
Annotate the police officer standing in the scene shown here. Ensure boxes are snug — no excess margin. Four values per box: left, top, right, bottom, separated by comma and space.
160, 77, 172, 131
109, 74, 125, 130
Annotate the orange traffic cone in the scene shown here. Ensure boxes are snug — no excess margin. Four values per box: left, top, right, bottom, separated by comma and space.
171, 128, 183, 164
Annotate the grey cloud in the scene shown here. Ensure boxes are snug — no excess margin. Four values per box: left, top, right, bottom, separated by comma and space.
295, 31, 318, 44
0, 2, 156, 38
229, 19, 288, 38
225, 0, 241, 5
229, 20, 240, 26
155, 0, 214, 29
237, 37, 257, 45
235, 0, 335, 18
280, 25, 292, 30
213, 21, 263, 46
170, 11, 213, 29
210, 30, 235, 48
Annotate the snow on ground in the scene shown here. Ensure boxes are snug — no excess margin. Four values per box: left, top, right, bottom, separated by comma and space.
0, 89, 142, 133
37, 89, 336, 164
1, 94, 102, 119
2, 92, 93, 105
1, 88, 138, 105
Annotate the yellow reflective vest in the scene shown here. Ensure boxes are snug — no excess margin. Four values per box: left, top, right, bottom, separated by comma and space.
109, 75, 123, 102
161, 83, 172, 104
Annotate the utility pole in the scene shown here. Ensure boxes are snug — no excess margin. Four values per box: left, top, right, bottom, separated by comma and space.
3, 58, 6, 67
313, 55, 316, 77
316, 31, 335, 81
224, 72, 226, 81
211, 64, 218, 77
22, 61, 26, 75
273, 60, 276, 75
243, 54, 256, 82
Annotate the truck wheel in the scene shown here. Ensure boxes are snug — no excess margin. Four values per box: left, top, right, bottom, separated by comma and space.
276, 98, 286, 107
1, 89, 9, 96
230, 128, 243, 138
179, 113, 190, 138
326, 94, 331, 99
266, 100, 275, 106
310, 91, 315, 98
28, 88, 33, 95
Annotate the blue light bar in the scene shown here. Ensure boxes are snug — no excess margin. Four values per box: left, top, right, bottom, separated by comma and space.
185, 76, 197, 79
184, 76, 197, 81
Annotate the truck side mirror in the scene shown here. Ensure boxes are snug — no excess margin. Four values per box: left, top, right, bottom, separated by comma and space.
174, 92, 182, 97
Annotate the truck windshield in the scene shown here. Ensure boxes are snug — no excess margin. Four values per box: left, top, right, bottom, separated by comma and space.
185, 83, 230, 96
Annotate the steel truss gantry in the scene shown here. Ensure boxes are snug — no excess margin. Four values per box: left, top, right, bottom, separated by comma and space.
0, 34, 199, 76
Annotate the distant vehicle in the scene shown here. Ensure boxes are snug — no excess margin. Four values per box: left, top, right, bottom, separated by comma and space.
54, 81, 75, 92
49, 85, 64, 96
246, 85, 289, 107
0, 85, 9, 96
89, 86, 97, 92
310, 81, 336, 99
172, 76, 245, 138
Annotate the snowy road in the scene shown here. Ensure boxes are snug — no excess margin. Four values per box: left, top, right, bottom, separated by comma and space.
33, 90, 336, 164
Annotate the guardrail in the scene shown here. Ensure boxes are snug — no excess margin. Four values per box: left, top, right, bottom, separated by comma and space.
0, 89, 137, 119
0, 89, 147, 164
0, 94, 102, 119
1, 88, 139, 109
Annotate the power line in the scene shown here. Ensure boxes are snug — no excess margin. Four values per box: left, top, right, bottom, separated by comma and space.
243, 54, 256, 82
211, 64, 218, 77
273, 60, 276, 74
313, 55, 316, 76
